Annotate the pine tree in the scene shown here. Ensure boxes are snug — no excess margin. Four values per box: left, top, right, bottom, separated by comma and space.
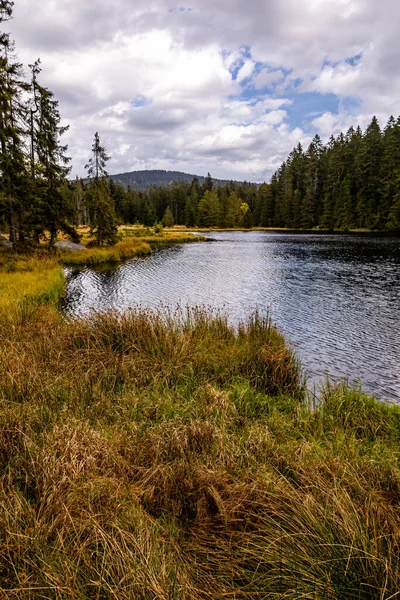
357, 116, 384, 228
85, 133, 117, 245
141, 201, 156, 226
302, 136, 324, 228
202, 172, 213, 194
380, 116, 400, 228
162, 205, 174, 228
226, 192, 241, 227
184, 186, 198, 227
259, 183, 274, 227
30, 61, 74, 245
386, 176, 400, 231
0, 2, 29, 246
197, 189, 220, 227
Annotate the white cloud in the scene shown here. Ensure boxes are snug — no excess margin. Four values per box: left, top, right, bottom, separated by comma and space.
7, 0, 400, 182
253, 68, 285, 90
236, 60, 255, 83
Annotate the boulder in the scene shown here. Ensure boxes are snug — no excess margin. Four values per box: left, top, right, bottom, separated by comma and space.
0, 234, 13, 249
54, 240, 86, 252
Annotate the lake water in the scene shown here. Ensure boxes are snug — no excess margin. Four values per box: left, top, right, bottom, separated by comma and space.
63, 232, 400, 402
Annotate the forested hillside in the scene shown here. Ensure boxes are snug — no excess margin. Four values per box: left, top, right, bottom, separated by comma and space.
110, 169, 237, 191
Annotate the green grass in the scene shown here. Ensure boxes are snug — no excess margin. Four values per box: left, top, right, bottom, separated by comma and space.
61, 231, 205, 266
0, 251, 65, 324
119, 227, 206, 244
61, 238, 152, 266
0, 260, 400, 598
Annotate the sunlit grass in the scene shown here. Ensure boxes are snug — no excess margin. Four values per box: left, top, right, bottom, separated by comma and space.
61, 228, 205, 265
0, 252, 64, 324
61, 238, 152, 265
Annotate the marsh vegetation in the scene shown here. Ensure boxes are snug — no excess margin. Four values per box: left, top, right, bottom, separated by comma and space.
1, 265, 400, 597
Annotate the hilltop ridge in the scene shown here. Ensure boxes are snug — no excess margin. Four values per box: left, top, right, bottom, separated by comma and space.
109, 169, 247, 191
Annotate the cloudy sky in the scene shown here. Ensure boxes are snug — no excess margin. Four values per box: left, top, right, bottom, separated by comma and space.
9, 0, 400, 181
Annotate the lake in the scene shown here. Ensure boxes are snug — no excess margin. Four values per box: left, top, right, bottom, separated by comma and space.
63, 231, 400, 402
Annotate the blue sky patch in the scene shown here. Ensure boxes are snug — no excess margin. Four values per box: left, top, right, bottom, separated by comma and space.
131, 95, 150, 108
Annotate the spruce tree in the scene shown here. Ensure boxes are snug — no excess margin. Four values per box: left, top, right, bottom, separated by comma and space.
197, 189, 220, 227
0, 2, 29, 246
85, 133, 117, 245
162, 205, 174, 228
30, 61, 74, 245
357, 116, 384, 228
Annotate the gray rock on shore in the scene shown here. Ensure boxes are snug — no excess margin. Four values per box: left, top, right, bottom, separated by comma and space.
0, 234, 13, 249
54, 240, 86, 252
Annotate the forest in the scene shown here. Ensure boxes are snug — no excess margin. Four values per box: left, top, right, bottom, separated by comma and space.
1, 0, 400, 251
105, 117, 400, 232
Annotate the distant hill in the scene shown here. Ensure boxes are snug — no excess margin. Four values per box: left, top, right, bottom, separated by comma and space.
109, 169, 244, 191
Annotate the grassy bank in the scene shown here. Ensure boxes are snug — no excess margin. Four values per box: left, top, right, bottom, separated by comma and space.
118, 227, 206, 244
0, 252, 64, 325
61, 229, 205, 266
61, 238, 152, 266
189, 226, 400, 235
0, 267, 400, 598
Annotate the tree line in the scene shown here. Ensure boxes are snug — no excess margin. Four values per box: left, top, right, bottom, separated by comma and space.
93, 113, 400, 232
265, 118, 400, 231
73, 116, 400, 233
1, 0, 399, 250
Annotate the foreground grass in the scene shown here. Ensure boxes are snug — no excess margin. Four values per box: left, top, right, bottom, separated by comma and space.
0, 279, 400, 598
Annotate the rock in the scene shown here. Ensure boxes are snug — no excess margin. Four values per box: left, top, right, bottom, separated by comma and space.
0, 234, 13, 249
54, 240, 86, 252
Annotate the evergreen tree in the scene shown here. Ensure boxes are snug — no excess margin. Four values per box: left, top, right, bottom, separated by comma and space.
0, 2, 29, 246
380, 116, 400, 228
31, 61, 74, 245
85, 133, 117, 245
197, 189, 220, 227
109, 179, 126, 224
386, 177, 400, 231
226, 192, 241, 227
141, 201, 156, 226
162, 205, 174, 228
202, 172, 214, 194
217, 187, 228, 228
73, 177, 87, 225
184, 186, 198, 227
357, 116, 384, 228
259, 183, 274, 227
